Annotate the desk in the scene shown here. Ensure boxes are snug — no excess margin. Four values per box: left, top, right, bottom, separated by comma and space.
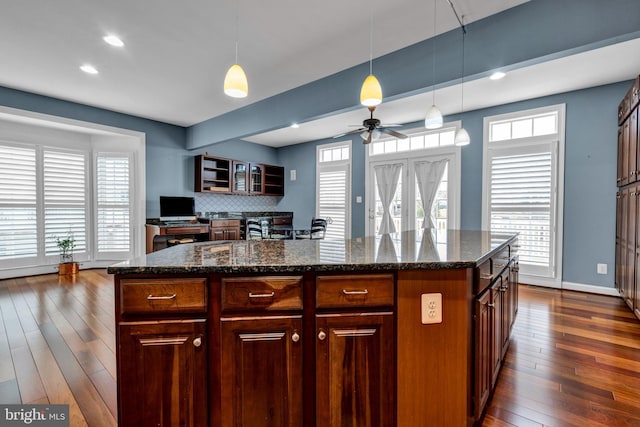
145, 222, 210, 253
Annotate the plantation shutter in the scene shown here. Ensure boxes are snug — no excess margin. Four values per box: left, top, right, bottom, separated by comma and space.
43, 150, 88, 258
487, 143, 556, 277
96, 154, 132, 257
317, 166, 347, 239
0, 144, 38, 262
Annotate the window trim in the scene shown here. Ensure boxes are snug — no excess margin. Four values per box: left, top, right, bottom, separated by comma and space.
482, 104, 565, 288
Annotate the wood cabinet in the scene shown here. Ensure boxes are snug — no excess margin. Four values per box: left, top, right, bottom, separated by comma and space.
220, 316, 303, 427
209, 219, 241, 241
315, 313, 394, 427
616, 75, 640, 321
474, 252, 518, 421
116, 277, 209, 427
315, 274, 395, 427
219, 275, 303, 427
195, 154, 231, 192
195, 154, 285, 196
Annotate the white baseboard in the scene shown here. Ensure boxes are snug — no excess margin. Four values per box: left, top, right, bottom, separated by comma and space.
561, 281, 621, 297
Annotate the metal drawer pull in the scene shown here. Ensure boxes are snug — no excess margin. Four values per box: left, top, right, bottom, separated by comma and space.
342, 289, 368, 295
147, 293, 177, 301
249, 291, 275, 298
480, 274, 494, 281
318, 330, 327, 340
292, 332, 300, 343
193, 337, 202, 347
488, 303, 495, 308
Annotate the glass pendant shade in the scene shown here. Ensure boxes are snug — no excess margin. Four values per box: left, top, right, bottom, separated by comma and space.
360, 75, 382, 107
224, 64, 248, 98
424, 105, 443, 129
454, 127, 471, 146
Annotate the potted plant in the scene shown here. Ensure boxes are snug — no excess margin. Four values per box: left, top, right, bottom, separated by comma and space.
55, 232, 79, 275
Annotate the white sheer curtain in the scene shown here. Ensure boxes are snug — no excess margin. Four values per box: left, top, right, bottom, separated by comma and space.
415, 159, 448, 228
374, 163, 402, 234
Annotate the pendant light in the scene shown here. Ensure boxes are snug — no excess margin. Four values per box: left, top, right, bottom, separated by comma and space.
360, 9, 382, 107
425, 0, 443, 129
454, 22, 470, 146
224, 0, 248, 98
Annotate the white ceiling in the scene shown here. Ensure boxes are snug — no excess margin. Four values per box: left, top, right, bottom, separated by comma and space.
0, 0, 637, 148
0, 1, 526, 126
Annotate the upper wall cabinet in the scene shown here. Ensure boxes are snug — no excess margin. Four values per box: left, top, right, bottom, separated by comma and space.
195, 154, 284, 196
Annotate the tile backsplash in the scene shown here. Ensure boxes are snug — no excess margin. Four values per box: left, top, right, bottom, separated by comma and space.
194, 193, 279, 214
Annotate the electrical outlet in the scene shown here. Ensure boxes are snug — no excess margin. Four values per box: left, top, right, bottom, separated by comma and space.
597, 263, 607, 275
421, 293, 442, 324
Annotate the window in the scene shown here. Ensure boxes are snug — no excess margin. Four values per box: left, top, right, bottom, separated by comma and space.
483, 105, 565, 287
0, 142, 135, 271
317, 141, 351, 239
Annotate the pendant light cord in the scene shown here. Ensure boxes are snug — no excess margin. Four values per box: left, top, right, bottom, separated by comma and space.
369, 7, 373, 75
234, 0, 239, 64
460, 19, 466, 113
432, 0, 437, 105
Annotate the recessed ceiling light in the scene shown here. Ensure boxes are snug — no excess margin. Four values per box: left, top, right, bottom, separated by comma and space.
80, 64, 98, 74
489, 71, 506, 80
103, 35, 124, 47
290, 123, 300, 128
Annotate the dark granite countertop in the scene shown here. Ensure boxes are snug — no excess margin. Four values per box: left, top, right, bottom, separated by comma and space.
108, 229, 517, 275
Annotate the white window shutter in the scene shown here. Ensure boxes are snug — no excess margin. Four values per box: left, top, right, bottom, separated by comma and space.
43, 150, 87, 257
0, 145, 38, 261
96, 154, 132, 257
318, 168, 347, 239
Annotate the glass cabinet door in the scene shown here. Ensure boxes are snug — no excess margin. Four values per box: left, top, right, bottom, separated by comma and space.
233, 161, 248, 193
250, 164, 263, 193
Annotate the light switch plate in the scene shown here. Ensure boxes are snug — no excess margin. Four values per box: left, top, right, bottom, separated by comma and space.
290, 169, 296, 181
597, 263, 607, 274
421, 293, 442, 324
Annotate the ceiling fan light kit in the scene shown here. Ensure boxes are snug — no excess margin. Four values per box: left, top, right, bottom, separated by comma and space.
224, 63, 248, 98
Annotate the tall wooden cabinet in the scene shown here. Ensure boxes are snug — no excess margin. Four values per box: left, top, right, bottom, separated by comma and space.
615, 75, 640, 321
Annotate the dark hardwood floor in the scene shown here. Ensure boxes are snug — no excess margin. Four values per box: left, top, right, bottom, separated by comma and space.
0, 270, 638, 426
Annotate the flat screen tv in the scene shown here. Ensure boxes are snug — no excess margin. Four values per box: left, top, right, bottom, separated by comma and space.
159, 196, 196, 221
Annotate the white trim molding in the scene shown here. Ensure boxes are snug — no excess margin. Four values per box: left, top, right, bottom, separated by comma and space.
561, 281, 621, 297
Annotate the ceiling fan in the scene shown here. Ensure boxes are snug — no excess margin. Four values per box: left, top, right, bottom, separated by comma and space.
334, 106, 408, 144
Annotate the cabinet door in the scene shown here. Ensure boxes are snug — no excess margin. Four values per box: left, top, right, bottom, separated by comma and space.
616, 191, 623, 293
618, 126, 625, 186
315, 313, 394, 427
500, 268, 512, 359
621, 119, 630, 186
474, 290, 492, 420
490, 279, 503, 388
232, 161, 249, 193
630, 109, 638, 183
626, 189, 637, 310
211, 227, 226, 241
250, 164, 264, 194
118, 320, 207, 427
225, 227, 240, 240
220, 316, 303, 427
510, 260, 519, 324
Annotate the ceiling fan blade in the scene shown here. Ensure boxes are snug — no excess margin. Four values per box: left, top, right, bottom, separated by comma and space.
382, 128, 408, 139
379, 123, 401, 127
363, 131, 373, 144
334, 127, 366, 138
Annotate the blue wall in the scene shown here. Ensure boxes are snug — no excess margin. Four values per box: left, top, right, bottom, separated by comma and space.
278, 82, 628, 288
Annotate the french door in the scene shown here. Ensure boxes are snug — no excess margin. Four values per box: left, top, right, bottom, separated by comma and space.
366, 152, 459, 236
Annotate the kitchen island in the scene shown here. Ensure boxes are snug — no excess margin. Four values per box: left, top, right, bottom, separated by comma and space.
108, 229, 518, 427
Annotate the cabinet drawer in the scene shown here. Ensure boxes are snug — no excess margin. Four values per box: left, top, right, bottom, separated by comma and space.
316, 274, 394, 309
221, 276, 303, 312
492, 246, 510, 274
476, 259, 493, 294
120, 278, 207, 314
210, 219, 241, 228
161, 225, 209, 235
